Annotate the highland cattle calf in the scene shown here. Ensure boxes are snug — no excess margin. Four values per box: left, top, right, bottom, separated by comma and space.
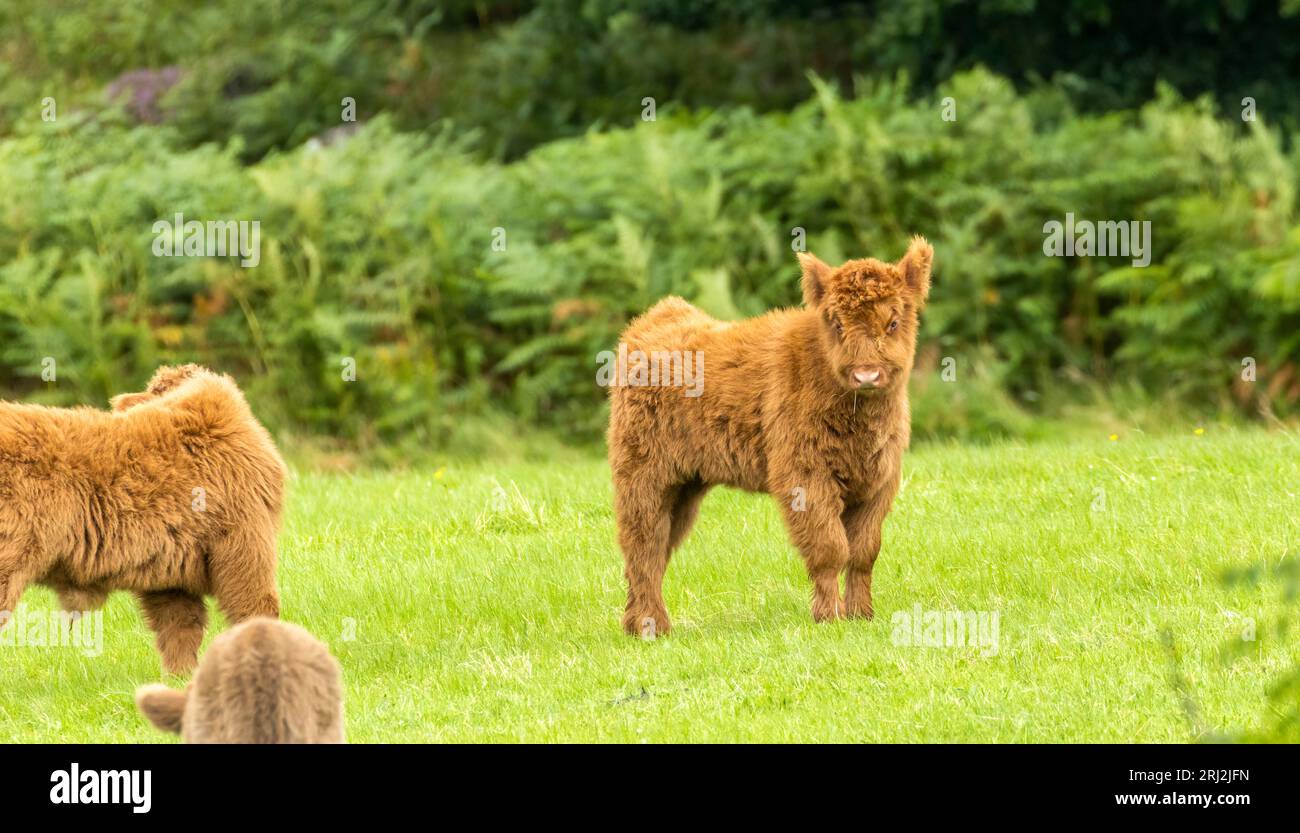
0, 365, 285, 673
607, 238, 934, 635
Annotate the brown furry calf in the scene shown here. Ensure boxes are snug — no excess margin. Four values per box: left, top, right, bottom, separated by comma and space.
136, 618, 345, 743
608, 238, 933, 635
0, 364, 286, 673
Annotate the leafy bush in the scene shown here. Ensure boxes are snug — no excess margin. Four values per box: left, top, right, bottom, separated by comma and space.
7, 1, 1300, 161
2, 70, 1297, 449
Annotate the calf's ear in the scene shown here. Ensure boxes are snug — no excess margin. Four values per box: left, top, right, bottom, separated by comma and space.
899, 236, 933, 307
136, 684, 187, 734
797, 252, 831, 308
110, 392, 151, 412
146, 363, 204, 395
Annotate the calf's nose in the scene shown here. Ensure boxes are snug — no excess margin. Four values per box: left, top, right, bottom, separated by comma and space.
852, 366, 882, 387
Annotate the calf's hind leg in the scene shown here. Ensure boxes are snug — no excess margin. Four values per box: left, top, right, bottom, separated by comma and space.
138, 590, 208, 675
615, 477, 675, 638
208, 526, 280, 624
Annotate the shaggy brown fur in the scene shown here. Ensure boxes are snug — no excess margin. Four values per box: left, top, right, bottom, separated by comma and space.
136, 618, 345, 743
608, 238, 934, 635
0, 365, 286, 673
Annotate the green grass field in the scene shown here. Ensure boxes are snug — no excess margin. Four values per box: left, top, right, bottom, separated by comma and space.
2, 427, 1297, 742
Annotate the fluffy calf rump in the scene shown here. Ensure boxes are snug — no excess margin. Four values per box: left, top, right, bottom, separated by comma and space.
0, 365, 286, 673
136, 618, 345, 743
608, 239, 934, 635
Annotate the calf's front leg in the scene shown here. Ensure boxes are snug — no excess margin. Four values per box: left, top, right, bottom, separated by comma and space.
842, 470, 900, 619
777, 484, 849, 622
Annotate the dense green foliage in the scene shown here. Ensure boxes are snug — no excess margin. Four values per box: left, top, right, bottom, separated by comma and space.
3, 70, 1298, 447
5, 1, 1300, 160
2, 1, 1299, 448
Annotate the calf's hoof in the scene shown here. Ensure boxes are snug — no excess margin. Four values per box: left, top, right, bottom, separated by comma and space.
844, 594, 875, 620
622, 608, 671, 638
810, 595, 846, 623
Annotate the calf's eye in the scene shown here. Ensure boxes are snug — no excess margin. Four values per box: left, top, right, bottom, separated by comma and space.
887, 319, 899, 334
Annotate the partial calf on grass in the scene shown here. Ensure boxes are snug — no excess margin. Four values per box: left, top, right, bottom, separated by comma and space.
136, 618, 345, 743
607, 238, 933, 634
0, 364, 286, 674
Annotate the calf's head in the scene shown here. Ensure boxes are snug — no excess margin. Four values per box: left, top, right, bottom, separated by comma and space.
798, 237, 933, 393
